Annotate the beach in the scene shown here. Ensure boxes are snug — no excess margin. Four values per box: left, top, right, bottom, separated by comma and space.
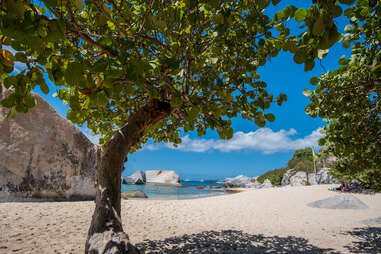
0, 184, 380, 253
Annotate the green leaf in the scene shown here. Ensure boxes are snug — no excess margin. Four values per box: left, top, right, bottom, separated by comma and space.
304, 59, 315, 71
294, 8, 307, 22
310, 77, 319, 85
265, 113, 275, 122
272, 0, 281, 6
65, 62, 84, 86
342, 40, 351, 48
25, 94, 36, 108
312, 16, 324, 36
1, 96, 16, 108
6, 106, 17, 120
40, 80, 49, 94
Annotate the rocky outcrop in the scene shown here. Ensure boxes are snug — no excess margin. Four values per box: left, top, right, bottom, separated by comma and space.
281, 169, 296, 186
315, 168, 337, 184
289, 171, 308, 186
121, 190, 148, 199
259, 179, 273, 188
0, 84, 101, 201
145, 170, 180, 185
123, 171, 146, 185
224, 175, 251, 188
281, 168, 337, 187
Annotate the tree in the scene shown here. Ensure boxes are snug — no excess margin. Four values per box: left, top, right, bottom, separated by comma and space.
305, 0, 381, 190
287, 148, 315, 173
0, 0, 353, 252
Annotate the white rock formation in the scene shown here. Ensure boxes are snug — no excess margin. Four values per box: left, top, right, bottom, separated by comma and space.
289, 171, 308, 186
224, 175, 252, 188
123, 171, 146, 185
0, 84, 101, 200
145, 170, 181, 185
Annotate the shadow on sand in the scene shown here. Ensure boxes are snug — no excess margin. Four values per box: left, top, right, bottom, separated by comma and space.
343, 227, 381, 253
135, 230, 339, 254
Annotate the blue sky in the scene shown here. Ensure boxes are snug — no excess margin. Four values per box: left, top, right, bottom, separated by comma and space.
10, 1, 351, 180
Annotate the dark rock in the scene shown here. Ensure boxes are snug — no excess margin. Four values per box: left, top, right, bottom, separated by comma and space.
121, 190, 148, 199
360, 217, 381, 225
307, 195, 369, 210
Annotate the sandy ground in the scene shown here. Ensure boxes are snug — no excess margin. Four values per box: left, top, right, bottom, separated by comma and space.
0, 184, 380, 253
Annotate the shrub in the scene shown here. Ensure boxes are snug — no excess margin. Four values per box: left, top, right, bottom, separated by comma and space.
257, 168, 288, 186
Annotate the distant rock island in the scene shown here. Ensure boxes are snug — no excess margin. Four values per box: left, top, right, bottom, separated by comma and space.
0, 84, 101, 201
123, 170, 181, 186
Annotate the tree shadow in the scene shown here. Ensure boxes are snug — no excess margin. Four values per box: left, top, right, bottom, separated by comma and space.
343, 227, 381, 253
135, 230, 339, 254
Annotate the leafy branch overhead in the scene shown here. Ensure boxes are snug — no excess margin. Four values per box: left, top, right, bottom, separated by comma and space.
1, 0, 352, 151
305, 0, 380, 190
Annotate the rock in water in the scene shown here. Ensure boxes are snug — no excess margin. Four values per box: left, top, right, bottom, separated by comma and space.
145, 170, 180, 185
122, 190, 148, 199
307, 195, 368, 210
123, 171, 146, 185
0, 84, 101, 201
224, 175, 251, 188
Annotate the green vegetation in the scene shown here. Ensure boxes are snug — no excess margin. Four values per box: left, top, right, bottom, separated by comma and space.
288, 148, 314, 173
258, 148, 315, 185
305, 1, 380, 191
257, 168, 287, 186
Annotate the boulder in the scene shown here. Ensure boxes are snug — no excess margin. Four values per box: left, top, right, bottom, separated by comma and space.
307, 173, 318, 185
307, 195, 368, 210
224, 175, 251, 188
316, 168, 337, 184
121, 190, 148, 199
360, 217, 381, 225
289, 171, 308, 186
281, 169, 296, 186
145, 170, 180, 185
0, 84, 101, 201
259, 179, 273, 189
123, 171, 146, 185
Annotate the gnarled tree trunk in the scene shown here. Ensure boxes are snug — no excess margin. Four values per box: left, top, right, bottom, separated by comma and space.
85, 100, 171, 254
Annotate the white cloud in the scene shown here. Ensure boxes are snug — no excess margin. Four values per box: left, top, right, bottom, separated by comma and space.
145, 127, 324, 154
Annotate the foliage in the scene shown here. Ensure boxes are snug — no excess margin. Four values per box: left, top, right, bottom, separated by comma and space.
305, 0, 380, 188
287, 148, 315, 173
0, 0, 355, 152
257, 168, 287, 185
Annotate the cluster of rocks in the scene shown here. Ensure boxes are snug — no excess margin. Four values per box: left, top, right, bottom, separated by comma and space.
281, 168, 336, 186
224, 175, 273, 189
0, 84, 101, 201
122, 170, 181, 186
223, 168, 337, 189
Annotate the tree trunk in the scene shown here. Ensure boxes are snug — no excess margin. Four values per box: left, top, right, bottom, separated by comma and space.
85, 100, 171, 254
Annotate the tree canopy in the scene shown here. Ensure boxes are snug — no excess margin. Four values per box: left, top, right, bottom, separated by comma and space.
305, 0, 380, 189
0, 0, 355, 151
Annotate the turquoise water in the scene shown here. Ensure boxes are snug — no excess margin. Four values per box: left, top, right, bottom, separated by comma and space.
121, 181, 225, 199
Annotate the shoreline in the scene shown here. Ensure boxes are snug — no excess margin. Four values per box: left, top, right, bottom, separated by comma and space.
1, 184, 380, 253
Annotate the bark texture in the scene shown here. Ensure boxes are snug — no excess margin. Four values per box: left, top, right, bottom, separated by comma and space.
85, 100, 171, 254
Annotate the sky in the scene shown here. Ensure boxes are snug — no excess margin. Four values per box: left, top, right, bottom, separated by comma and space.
9, 1, 351, 181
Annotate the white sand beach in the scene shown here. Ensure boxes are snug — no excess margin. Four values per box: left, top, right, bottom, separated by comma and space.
0, 184, 380, 253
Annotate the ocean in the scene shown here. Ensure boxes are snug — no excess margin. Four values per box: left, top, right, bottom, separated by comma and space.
121, 180, 225, 199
